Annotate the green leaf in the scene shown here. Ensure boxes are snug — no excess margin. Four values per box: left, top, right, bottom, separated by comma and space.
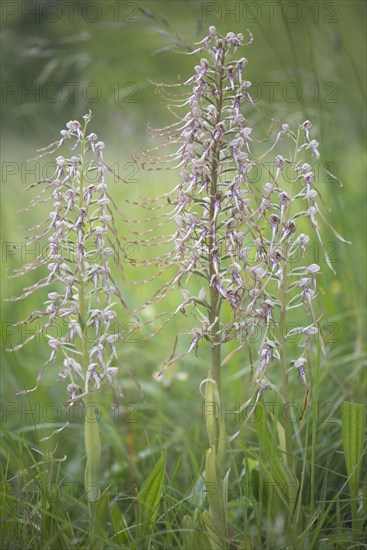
187, 473, 205, 508
341, 401, 365, 499
342, 401, 366, 534
110, 502, 130, 545
341, 400, 366, 534
205, 445, 222, 527
202, 510, 225, 550
90, 490, 109, 547
138, 449, 166, 532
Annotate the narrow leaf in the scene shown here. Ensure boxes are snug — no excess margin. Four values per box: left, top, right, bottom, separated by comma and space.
341, 401, 365, 499
138, 450, 166, 531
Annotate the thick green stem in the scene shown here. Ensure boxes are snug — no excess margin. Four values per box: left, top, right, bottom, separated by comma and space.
84, 392, 101, 499
203, 54, 229, 548
208, 55, 224, 392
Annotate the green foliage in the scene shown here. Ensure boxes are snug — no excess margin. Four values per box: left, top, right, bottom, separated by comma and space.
341, 401, 366, 537
137, 450, 166, 535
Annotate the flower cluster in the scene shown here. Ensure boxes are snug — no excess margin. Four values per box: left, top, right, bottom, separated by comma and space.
132, 28, 346, 406
7, 113, 129, 404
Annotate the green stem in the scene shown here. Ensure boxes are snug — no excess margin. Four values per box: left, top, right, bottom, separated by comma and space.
208, 54, 224, 392
77, 119, 102, 544
203, 53, 230, 549
78, 121, 89, 377
278, 130, 302, 472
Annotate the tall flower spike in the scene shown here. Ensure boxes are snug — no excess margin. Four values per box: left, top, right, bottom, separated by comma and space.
131, 29, 347, 457
7, 112, 130, 405
131, 29, 344, 385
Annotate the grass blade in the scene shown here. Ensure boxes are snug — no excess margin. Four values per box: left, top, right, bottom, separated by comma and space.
341, 401, 366, 537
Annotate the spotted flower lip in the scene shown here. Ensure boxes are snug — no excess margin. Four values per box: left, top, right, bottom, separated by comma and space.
291, 357, 307, 368
307, 264, 321, 274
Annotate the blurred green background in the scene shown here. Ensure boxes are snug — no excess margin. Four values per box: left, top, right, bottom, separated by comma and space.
1, 0, 366, 526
